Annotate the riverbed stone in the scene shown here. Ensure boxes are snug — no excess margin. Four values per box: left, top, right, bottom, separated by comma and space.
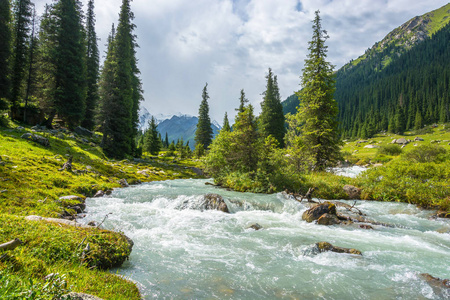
302, 202, 336, 223
203, 194, 229, 213
118, 178, 129, 187
419, 273, 450, 290
249, 223, 263, 230
317, 213, 340, 225
316, 241, 362, 255
343, 185, 362, 199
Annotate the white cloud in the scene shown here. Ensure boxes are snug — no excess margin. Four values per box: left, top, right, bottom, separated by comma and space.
31, 0, 449, 123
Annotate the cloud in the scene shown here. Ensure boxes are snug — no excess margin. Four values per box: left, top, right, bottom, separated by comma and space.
31, 0, 449, 123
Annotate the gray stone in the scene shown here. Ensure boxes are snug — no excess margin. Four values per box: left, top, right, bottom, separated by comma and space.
93, 190, 105, 198
202, 194, 229, 213
74, 126, 93, 137
317, 213, 341, 225
414, 137, 424, 141
59, 195, 83, 201
316, 241, 362, 255
249, 223, 263, 230
364, 144, 379, 149
21, 133, 50, 147
302, 202, 337, 223
118, 178, 129, 187
62, 292, 103, 300
395, 138, 408, 145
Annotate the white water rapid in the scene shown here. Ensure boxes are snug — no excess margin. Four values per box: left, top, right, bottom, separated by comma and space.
83, 179, 450, 299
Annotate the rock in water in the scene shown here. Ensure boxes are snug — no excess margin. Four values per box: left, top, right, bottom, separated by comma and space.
302, 202, 336, 223
317, 213, 340, 225
202, 194, 229, 213
249, 223, 263, 230
343, 185, 362, 199
316, 242, 362, 255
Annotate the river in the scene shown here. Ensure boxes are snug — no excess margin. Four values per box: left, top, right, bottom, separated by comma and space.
83, 179, 450, 299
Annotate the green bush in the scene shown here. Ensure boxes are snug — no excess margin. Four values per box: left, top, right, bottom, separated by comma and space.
403, 144, 447, 163
377, 144, 403, 156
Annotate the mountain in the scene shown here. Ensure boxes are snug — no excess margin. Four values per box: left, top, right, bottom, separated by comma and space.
139, 107, 221, 148
282, 3, 450, 138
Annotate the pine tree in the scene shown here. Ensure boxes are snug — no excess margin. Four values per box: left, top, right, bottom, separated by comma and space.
34, 4, 58, 122
414, 110, 423, 130
10, 0, 33, 118
23, 5, 36, 123
291, 10, 341, 170
52, 0, 86, 128
195, 83, 213, 149
222, 112, 231, 132
259, 68, 286, 147
0, 0, 12, 111
82, 0, 99, 130
236, 89, 248, 113
98, 0, 142, 158
164, 132, 169, 148
143, 116, 161, 155
232, 104, 259, 173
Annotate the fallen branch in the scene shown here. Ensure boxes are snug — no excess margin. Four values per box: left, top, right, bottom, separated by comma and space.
0, 238, 23, 251
96, 213, 112, 229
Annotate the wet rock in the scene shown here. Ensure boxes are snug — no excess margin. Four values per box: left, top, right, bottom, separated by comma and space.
317, 213, 340, 225
434, 211, 450, 218
358, 224, 374, 230
118, 178, 129, 187
316, 242, 362, 255
302, 202, 336, 223
203, 193, 229, 213
21, 133, 50, 147
419, 273, 450, 290
343, 185, 362, 199
93, 190, 105, 198
249, 223, 263, 230
105, 189, 112, 195
87, 221, 98, 227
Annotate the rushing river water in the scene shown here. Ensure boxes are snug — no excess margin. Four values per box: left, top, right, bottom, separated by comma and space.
83, 179, 450, 299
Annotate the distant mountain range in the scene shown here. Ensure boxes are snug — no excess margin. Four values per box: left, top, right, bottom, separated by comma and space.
282, 3, 450, 138
139, 107, 221, 148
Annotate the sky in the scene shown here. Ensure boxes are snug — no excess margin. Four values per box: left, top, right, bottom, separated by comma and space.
32, 0, 449, 123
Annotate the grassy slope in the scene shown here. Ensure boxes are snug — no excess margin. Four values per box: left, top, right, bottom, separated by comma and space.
0, 123, 203, 299
341, 125, 450, 211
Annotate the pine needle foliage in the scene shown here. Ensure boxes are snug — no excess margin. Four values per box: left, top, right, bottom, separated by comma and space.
292, 10, 342, 171
195, 83, 213, 150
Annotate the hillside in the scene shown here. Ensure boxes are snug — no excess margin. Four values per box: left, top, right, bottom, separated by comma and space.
0, 124, 203, 298
282, 3, 450, 138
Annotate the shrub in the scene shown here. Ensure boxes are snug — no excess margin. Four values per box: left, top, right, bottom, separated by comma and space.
403, 144, 447, 163
377, 144, 403, 156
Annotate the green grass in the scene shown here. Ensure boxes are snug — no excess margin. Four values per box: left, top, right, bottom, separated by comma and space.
427, 3, 450, 36
0, 123, 205, 299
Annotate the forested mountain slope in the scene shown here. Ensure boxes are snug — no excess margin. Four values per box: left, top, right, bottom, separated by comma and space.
336, 3, 450, 138
282, 3, 450, 139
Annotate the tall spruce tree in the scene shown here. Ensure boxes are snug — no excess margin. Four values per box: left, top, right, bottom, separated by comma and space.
98, 0, 141, 158
52, 0, 86, 128
222, 112, 231, 132
82, 0, 99, 130
195, 83, 213, 150
10, 0, 33, 118
23, 4, 36, 123
292, 10, 341, 170
0, 0, 12, 111
34, 4, 58, 123
259, 68, 286, 147
236, 89, 248, 113
143, 116, 161, 155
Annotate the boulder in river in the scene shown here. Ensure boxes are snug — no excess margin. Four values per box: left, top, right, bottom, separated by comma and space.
316, 242, 362, 255
317, 213, 340, 225
343, 185, 362, 199
248, 223, 263, 230
419, 273, 450, 290
302, 202, 336, 223
203, 194, 229, 213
